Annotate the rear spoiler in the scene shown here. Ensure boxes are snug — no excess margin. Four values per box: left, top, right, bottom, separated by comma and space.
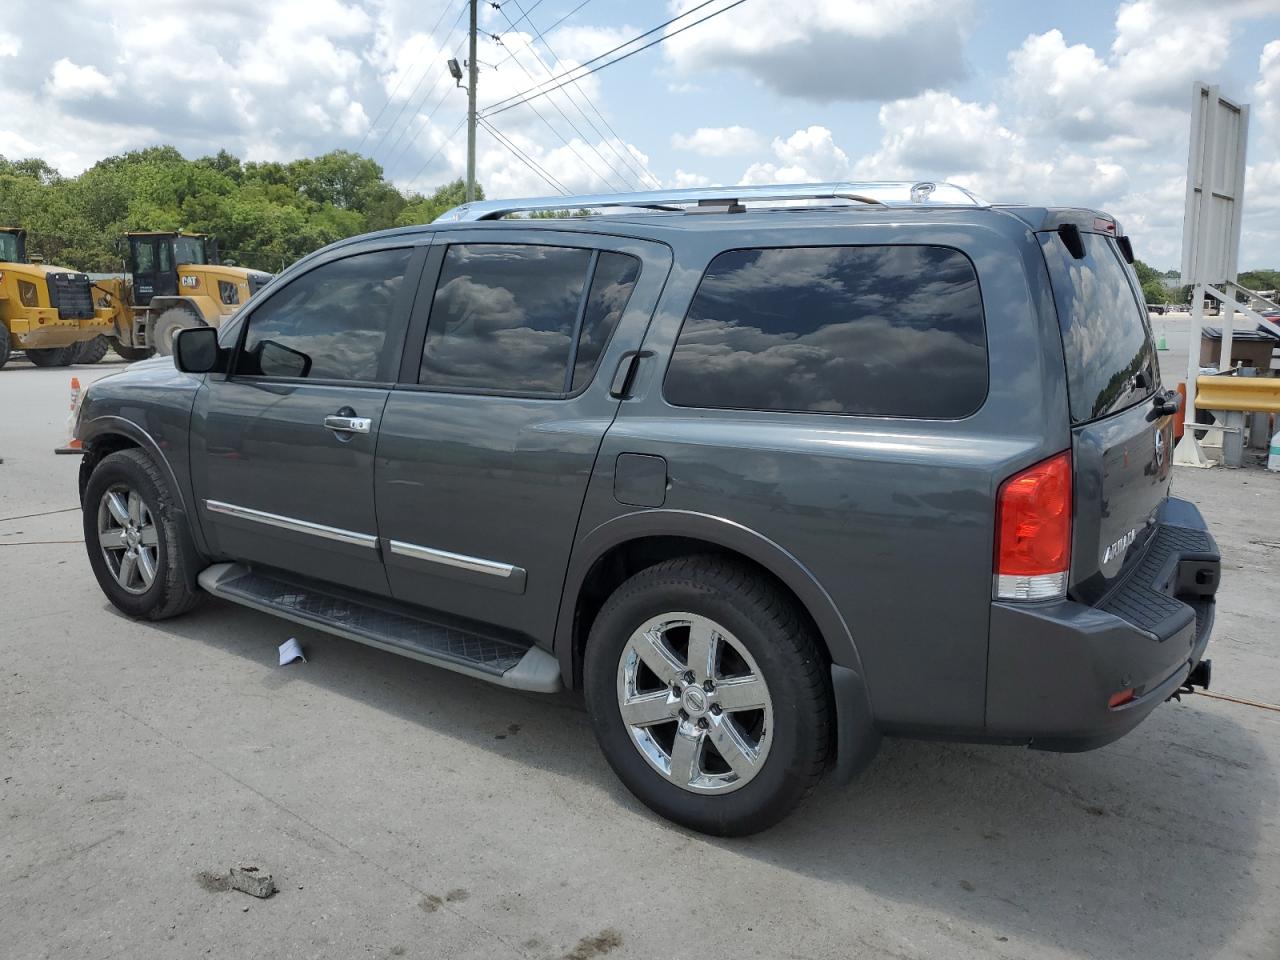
999, 206, 1133, 263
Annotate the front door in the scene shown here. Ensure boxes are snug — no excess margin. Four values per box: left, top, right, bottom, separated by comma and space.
375, 231, 670, 642
129, 236, 177, 306
190, 242, 426, 596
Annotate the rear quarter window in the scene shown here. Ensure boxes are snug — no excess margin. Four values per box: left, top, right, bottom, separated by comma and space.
663, 245, 988, 419
1039, 231, 1158, 423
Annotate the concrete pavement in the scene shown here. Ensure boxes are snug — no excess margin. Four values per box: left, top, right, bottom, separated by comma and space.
2, 357, 1278, 960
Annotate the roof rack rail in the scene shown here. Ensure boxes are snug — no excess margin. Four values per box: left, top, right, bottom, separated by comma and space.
432, 181, 986, 223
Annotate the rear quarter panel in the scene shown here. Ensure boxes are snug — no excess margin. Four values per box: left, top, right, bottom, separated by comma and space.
570, 214, 1071, 732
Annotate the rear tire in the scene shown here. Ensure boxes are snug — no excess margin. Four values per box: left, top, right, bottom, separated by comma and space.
111, 339, 154, 362
151, 307, 203, 357
74, 335, 110, 365
584, 555, 831, 836
26, 345, 76, 367
83, 448, 203, 620
0, 325, 10, 370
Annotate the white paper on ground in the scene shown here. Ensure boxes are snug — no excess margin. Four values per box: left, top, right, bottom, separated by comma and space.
278, 638, 306, 665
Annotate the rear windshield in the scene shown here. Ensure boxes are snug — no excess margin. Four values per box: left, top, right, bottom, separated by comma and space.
1040, 231, 1157, 423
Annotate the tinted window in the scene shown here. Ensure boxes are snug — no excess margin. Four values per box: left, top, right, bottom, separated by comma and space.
159, 241, 173, 273
572, 252, 640, 390
420, 244, 592, 394
174, 236, 207, 265
664, 245, 987, 418
236, 247, 412, 382
1040, 232, 1157, 423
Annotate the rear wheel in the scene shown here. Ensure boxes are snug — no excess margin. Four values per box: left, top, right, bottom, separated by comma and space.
26, 345, 76, 367
151, 307, 204, 357
83, 448, 203, 620
0, 325, 10, 370
74, 335, 110, 365
584, 556, 832, 836
111, 339, 154, 362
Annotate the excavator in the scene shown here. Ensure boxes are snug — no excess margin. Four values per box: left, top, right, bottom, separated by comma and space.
0, 227, 117, 369
92, 231, 274, 357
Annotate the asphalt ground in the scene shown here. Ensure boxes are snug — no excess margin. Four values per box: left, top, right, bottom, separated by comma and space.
2, 348, 1278, 960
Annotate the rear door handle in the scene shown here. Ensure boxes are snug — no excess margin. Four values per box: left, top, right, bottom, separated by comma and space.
324, 415, 372, 434
609, 350, 652, 399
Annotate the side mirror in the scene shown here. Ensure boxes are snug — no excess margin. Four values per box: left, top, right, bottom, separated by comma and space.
174, 326, 226, 374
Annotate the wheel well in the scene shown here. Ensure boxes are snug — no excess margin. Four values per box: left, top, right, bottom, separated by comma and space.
79, 433, 140, 501
569, 535, 828, 689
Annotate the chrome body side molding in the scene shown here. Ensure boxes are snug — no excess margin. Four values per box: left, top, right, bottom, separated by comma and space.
204, 500, 378, 549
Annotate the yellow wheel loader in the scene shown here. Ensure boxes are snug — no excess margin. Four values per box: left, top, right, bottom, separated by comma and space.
93, 232, 273, 357
0, 228, 116, 370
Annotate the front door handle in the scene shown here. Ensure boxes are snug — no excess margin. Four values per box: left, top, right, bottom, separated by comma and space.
324, 414, 372, 434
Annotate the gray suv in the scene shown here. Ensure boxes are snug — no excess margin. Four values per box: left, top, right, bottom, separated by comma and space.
75, 182, 1220, 835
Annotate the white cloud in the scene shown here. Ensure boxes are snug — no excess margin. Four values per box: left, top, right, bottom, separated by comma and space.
740, 126, 851, 184
671, 125, 762, 156
47, 58, 115, 99
0, 29, 20, 57
668, 169, 715, 188
662, 0, 975, 102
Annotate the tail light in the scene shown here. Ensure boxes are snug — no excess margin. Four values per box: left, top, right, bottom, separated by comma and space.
994, 450, 1072, 600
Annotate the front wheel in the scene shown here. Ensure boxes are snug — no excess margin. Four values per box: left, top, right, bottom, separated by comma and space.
151, 308, 203, 357
584, 556, 833, 836
83, 448, 203, 620
74, 335, 110, 364
111, 339, 154, 362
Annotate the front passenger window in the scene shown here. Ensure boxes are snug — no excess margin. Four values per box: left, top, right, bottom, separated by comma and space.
236, 248, 413, 382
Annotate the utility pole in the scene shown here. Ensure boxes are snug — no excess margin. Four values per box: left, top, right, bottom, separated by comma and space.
466, 0, 478, 203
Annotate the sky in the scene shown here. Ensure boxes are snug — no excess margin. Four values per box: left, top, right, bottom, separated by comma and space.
1, 0, 1278, 269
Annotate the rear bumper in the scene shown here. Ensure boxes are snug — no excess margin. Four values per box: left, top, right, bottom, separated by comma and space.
984, 497, 1219, 751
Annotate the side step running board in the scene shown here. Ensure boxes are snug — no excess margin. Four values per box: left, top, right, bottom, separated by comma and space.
197, 563, 561, 693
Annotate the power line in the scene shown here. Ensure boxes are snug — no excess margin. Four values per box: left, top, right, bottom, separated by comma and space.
356, 1, 461, 154
405, 116, 468, 188
482, 0, 735, 116
504, 0, 662, 188
493, 0, 591, 68
480, 118, 570, 195
382, 66, 462, 178
491, 6, 639, 191
367, 3, 470, 163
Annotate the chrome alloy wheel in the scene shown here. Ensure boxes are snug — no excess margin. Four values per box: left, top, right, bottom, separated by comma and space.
616, 612, 773, 794
97, 485, 159, 595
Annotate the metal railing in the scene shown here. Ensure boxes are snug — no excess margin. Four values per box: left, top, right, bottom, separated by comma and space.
433, 180, 987, 223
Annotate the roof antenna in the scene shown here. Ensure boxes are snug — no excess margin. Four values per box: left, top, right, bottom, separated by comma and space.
910, 182, 936, 203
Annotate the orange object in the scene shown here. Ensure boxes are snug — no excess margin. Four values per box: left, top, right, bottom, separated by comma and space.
1174, 382, 1186, 441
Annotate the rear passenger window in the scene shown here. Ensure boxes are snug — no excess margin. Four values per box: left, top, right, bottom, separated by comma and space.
420, 244, 639, 395
664, 245, 987, 418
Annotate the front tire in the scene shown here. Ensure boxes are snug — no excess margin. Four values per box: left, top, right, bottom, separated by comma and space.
83, 448, 203, 620
0, 324, 10, 370
74, 335, 110, 364
26, 345, 76, 367
151, 307, 203, 357
111, 339, 154, 362
584, 556, 831, 836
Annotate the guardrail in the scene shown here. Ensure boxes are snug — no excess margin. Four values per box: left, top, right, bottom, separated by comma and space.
1194, 375, 1280, 414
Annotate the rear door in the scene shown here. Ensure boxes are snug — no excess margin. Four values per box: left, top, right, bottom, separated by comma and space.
1039, 226, 1171, 602
374, 229, 670, 643
190, 242, 426, 596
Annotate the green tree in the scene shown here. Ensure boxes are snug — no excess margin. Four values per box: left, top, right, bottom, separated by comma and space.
0, 146, 480, 273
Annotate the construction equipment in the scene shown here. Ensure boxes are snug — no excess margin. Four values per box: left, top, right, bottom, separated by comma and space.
0, 227, 116, 370
92, 232, 273, 357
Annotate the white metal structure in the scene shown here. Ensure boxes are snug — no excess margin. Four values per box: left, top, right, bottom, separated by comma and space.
433, 181, 987, 222
1174, 83, 1280, 467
